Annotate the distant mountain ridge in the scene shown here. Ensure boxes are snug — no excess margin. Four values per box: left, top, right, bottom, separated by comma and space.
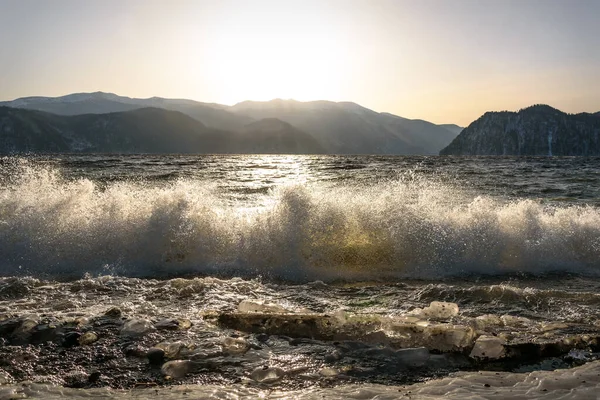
1, 92, 461, 155
440, 105, 600, 156
229, 99, 458, 154
0, 92, 253, 132
0, 107, 322, 154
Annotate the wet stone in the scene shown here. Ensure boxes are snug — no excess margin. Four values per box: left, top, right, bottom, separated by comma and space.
222, 336, 249, 355
123, 344, 147, 358
0, 318, 21, 336
78, 332, 98, 345
88, 371, 101, 383
396, 347, 431, 367
30, 323, 61, 344
256, 333, 269, 343
250, 366, 286, 383
120, 319, 155, 337
161, 360, 193, 379
62, 331, 82, 348
103, 307, 122, 318
155, 341, 186, 359
319, 367, 339, 377
155, 318, 192, 331
10, 318, 37, 345
147, 347, 165, 365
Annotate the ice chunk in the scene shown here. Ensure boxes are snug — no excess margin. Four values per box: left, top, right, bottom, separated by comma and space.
469, 335, 506, 359
473, 314, 504, 331
238, 299, 288, 314
120, 319, 155, 337
161, 360, 193, 379
419, 302, 459, 320
387, 322, 475, 352
424, 324, 475, 352
250, 366, 286, 383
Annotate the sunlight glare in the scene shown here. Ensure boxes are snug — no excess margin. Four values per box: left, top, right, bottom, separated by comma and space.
203, 8, 349, 104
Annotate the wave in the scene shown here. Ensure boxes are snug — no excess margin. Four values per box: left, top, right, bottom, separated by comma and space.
1, 162, 600, 281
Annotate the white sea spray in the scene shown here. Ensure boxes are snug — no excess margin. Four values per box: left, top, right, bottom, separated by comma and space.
1, 161, 600, 280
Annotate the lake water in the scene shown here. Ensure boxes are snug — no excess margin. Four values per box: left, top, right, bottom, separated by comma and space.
1, 155, 599, 399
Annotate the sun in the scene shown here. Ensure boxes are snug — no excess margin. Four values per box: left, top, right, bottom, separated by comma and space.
201, 6, 350, 104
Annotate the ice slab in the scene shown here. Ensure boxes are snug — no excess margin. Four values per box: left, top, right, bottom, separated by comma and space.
469, 335, 506, 360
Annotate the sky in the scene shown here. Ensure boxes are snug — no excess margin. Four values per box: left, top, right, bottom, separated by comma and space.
1, 0, 599, 125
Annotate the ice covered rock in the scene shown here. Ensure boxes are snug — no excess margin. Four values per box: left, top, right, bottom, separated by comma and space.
120, 319, 155, 337
222, 336, 249, 354
238, 299, 288, 314
469, 335, 506, 360
161, 360, 193, 379
250, 366, 286, 383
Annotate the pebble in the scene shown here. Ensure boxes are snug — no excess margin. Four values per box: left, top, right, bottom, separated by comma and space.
78, 332, 98, 345
222, 336, 249, 354
319, 367, 339, 377
62, 331, 82, 348
250, 366, 286, 383
155, 318, 192, 331
161, 360, 193, 378
104, 307, 122, 318
88, 371, 101, 383
120, 319, 155, 337
147, 348, 165, 365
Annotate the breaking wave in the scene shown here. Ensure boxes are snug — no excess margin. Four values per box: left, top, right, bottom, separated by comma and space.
1, 162, 600, 281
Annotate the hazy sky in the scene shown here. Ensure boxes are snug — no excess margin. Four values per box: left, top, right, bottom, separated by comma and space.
1, 0, 599, 125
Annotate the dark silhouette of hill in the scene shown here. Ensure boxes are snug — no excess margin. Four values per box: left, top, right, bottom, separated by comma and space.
440, 105, 600, 156
0, 107, 324, 154
1, 93, 460, 154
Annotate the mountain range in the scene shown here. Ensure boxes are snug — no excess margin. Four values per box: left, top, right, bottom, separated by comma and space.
0, 92, 460, 155
440, 105, 600, 156
0, 106, 326, 154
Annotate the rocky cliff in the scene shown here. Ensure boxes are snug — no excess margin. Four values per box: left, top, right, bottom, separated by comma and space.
440, 105, 600, 156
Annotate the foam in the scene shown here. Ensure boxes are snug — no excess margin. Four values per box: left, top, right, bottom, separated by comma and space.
1, 162, 600, 280
3, 360, 600, 399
